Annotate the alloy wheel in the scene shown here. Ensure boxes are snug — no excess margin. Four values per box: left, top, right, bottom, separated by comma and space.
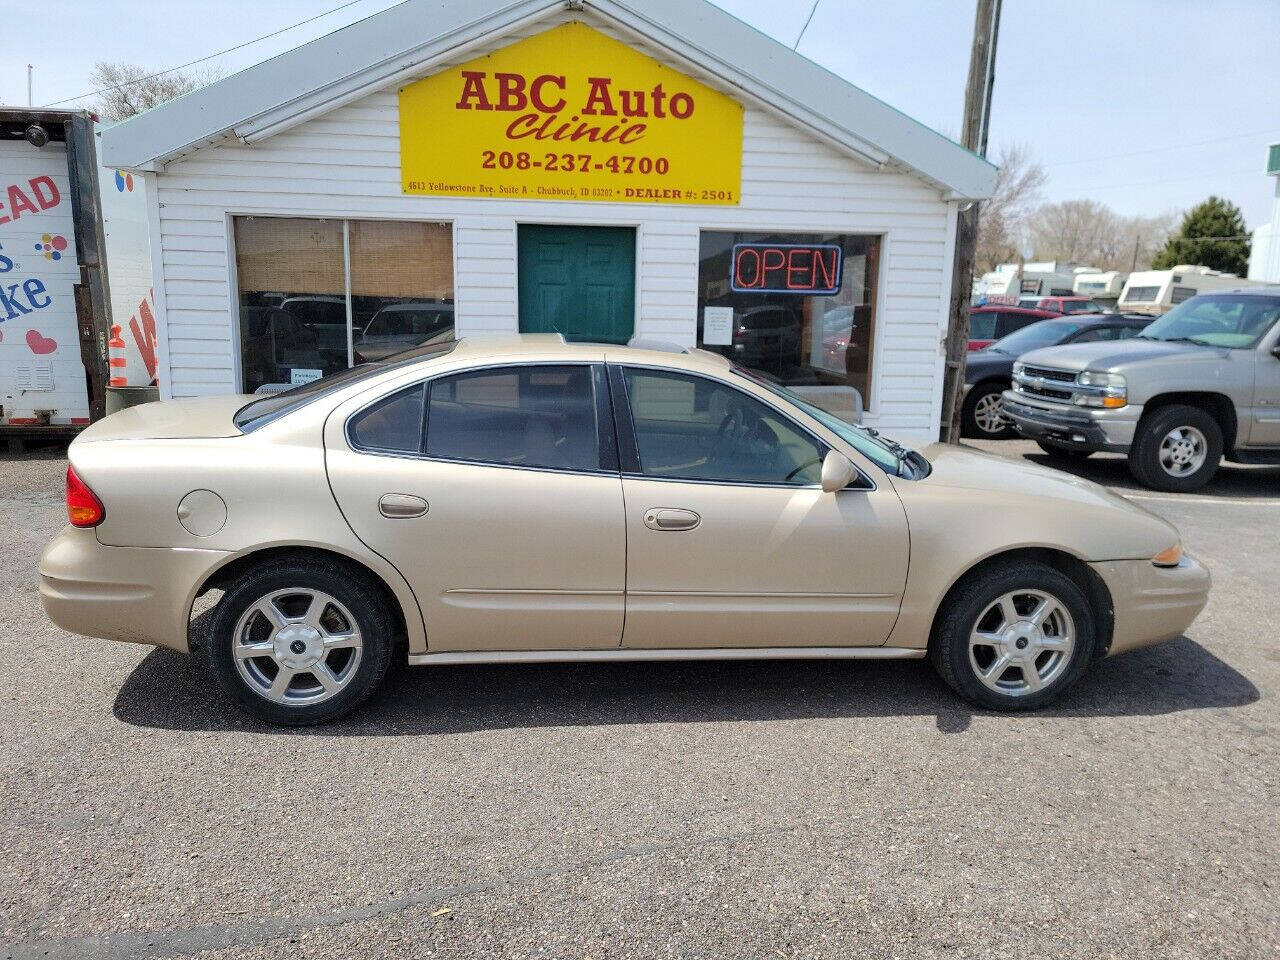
1158, 426, 1208, 478
232, 588, 363, 705
968, 589, 1075, 697
972, 393, 1007, 435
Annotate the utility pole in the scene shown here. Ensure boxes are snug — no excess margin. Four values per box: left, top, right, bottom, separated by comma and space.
939, 0, 1002, 443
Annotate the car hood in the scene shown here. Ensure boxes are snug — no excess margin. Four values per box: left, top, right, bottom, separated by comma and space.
74, 395, 251, 442
1017, 339, 1219, 374
906, 443, 1178, 561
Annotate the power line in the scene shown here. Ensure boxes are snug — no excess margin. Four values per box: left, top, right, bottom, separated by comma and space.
793, 0, 821, 50
43, 0, 374, 107
1045, 128, 1278, 168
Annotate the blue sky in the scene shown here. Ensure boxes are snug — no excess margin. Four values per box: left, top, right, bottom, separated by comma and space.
5, 0, 1277, 226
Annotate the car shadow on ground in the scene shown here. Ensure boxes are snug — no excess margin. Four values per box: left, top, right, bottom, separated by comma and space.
1017, 450, 1280, 497
113, 634, 1258, 737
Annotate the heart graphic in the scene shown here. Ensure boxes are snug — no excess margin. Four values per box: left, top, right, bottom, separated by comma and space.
26, 329, 57, 355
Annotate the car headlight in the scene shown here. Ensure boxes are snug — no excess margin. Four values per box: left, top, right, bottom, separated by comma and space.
1076, 370, 1125, 388
1075, 370, 1127, 408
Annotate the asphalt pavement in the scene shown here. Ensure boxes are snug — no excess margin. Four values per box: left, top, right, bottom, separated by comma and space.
1, 442, 1277, 959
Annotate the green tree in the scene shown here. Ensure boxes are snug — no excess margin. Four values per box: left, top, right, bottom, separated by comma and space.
1151, 196, 1251, 275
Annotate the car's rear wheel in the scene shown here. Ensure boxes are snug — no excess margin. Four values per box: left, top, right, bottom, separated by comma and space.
930, 561, 1095, 710
1128, 404, 1222, 492
1035, 440, 1092, 460
962, 382, 1016, 439
208, 558, 394, 725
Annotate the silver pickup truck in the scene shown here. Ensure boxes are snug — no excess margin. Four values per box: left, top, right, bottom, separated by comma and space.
1001, 287, 1280, 491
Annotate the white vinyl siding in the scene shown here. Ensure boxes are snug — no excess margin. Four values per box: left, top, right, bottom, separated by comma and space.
148, 16, 952, 443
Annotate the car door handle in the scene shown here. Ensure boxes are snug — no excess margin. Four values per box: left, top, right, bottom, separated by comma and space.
643, 508, 700, 531
379, 493, 429, 519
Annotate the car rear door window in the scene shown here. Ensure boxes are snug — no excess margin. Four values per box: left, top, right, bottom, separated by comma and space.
425, 365, 601, 472
347, 384, 426, 452
620, 368, 826, 485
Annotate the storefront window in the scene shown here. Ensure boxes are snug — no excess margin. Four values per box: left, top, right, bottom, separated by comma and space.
234, 217, 453, 393
696, 231, 880, 407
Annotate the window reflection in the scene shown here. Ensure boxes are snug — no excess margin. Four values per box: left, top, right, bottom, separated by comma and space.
234, 217, 454, 392
697, 232, 880, 408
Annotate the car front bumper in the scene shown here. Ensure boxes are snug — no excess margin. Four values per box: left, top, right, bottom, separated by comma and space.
39, 526, 229, 653
1001, 392, 1141, 452
1090, 554, 1211, 656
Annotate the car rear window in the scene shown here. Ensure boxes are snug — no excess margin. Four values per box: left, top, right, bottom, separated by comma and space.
233, 340, 458, 432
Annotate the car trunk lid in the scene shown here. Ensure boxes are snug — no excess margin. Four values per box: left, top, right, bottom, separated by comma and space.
74, 396, 252, 442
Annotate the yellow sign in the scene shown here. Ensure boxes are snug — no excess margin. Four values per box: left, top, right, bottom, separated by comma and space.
399, 22, 743, 205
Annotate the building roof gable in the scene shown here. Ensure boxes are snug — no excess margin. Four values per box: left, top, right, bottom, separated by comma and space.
100, 0, 996, 199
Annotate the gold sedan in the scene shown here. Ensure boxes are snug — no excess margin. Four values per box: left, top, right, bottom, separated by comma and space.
39, 335, 1209, 724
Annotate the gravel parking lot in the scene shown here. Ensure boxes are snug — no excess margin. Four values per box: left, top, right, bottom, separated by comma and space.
2, 442, 1277, 959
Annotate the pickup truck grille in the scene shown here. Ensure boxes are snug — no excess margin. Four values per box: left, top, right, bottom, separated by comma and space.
1013, 365, 1078, 404
1021, 366, 1076, 383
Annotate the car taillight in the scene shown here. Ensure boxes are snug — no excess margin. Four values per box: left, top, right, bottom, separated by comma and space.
66, 465, 105, 527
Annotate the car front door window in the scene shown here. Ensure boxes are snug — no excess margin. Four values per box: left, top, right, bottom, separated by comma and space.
619, 368, 826, 485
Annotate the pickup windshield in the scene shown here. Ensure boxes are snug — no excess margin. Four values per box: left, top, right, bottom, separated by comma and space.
1139, 294, 1280, 348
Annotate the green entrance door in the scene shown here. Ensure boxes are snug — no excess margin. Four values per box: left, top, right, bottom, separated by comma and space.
517, 225, 636, 344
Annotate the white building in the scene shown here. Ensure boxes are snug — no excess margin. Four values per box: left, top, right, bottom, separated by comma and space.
1247, 143, 1280, 283
101, 0, 995, 446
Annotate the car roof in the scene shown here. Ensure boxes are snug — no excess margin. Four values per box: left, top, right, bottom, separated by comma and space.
447, 334, 733, 372
973, 305, 1054, 315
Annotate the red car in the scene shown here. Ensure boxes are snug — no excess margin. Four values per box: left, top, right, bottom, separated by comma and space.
1036, 296, 1105, 314
968, 305, 1059, 350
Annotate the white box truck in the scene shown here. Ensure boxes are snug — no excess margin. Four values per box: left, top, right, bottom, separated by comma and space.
0, 109, 152, 450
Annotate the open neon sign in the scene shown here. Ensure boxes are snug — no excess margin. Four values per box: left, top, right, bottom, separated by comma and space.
730, 243, 843, 295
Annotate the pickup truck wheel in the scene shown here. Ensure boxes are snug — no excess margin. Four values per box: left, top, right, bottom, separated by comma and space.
1035, 440, 1092, 460
1129, 405, 1223, 492
930, 561, 1095, 711
962, 382, 1017, 439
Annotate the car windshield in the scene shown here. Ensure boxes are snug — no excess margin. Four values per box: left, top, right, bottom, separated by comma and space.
233, 340, 459, 432
988, 318, 1084, 354
733, 366, 904, 474
1138, 294, 1280, 348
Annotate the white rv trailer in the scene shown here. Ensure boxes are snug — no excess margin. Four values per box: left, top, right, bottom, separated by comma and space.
974, 261, 1089, 303
1073, 270, 1127, 303
1117, 265, 1266, 315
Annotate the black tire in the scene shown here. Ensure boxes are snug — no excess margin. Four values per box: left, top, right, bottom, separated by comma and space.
961, 381, 1017, 439
1035, 440, 1092, 460
1128, 404, 1223, 492
208, 558, 395, 725
930, 561, 1096, 711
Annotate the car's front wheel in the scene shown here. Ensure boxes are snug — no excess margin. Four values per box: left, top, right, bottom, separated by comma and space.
961, 382, 1016, 439
1128, 404, 1222, 492
208, 558, 395, 725
930, 561, 1096, 710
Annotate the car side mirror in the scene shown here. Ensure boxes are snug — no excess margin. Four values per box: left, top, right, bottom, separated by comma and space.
820, 450, 857, 492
